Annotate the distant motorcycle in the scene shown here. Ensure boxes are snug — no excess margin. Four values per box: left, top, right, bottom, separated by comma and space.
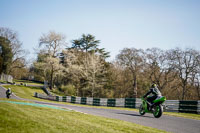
6, 88, 12, 99
139, 96, 166, 118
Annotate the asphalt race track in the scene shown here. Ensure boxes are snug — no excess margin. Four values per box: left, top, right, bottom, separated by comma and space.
0, 85, 200, 133
0, 85, 20, 100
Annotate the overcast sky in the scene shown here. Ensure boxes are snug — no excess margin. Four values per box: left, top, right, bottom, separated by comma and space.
0, 0, 200, 61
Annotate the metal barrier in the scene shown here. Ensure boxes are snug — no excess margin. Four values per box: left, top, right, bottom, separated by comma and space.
165, 100, 180, 112
34, 92, 200, 114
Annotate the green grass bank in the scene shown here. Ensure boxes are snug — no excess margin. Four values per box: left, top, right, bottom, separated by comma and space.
0, 99, 167, 133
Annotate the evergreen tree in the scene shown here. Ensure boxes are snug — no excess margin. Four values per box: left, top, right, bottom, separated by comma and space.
0, 36, 13, 74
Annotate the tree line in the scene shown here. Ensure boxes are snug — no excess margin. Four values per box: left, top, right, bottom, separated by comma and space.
0, 27, 199, 100
0, 27, 27, 79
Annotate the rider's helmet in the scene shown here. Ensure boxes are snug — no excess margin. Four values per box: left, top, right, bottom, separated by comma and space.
151, 83, 157, 88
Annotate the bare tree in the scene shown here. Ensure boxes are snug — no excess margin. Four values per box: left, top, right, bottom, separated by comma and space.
145, 48, 178, 91
117, 48, 145, 98
190, 52, 200, 100
39, 31, 66, 57
111, 61, 133, 98
38, 31, 66, 89
193, 73, 200, 100
168, 48, 199, 100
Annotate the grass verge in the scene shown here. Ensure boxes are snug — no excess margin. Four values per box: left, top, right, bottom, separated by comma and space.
163, 112, 200, 120
0, 99, 167, 133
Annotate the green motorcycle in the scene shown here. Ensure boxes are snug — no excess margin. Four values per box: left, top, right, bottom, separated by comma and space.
139, 96, 166, 118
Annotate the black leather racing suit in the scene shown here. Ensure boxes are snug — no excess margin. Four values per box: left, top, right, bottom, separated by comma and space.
143, 87, 162, 105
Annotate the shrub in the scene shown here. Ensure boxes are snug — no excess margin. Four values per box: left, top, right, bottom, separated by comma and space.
60, 84, 76, 96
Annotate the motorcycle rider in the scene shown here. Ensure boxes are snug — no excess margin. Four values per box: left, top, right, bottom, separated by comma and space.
143, 83, 162, 110
6, 88, 12, 98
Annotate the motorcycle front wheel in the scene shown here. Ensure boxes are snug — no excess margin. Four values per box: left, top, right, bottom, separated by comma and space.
139, 104, 145, 115
152, 105, 163, 118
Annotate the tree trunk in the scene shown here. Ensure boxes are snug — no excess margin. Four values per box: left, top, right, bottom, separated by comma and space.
182, 86, 186, 100
133, 75, 137, 98
196, 83, 200, 100
92, 72, 95, 97
76, 88, 79, 97
50, 67, 54, 90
